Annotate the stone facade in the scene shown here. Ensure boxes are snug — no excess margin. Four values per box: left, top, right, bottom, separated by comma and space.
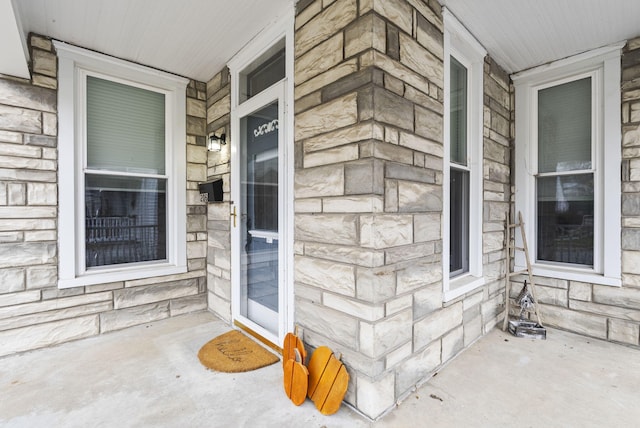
293, 0, 511, 419
0, 34, 208, 357
205, 68, 232, 321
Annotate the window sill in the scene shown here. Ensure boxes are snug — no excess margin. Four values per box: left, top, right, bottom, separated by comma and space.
58, 263, 188, 289
444, 274, 486, 302
515, 264, 621, 287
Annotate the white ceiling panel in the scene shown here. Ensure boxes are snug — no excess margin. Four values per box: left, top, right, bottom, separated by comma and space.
14, 0, 294, 82
440, 0, 640, 73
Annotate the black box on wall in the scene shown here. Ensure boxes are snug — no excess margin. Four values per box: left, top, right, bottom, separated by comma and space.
199, 179, 223, 202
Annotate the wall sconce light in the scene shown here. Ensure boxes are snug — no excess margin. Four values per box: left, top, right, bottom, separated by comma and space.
208, 133, 226, 152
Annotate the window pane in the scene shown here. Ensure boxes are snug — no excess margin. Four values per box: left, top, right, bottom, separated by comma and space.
450, 168, 469, 276
538, 77, 591, 173
85, 174, 166, 267
537, 174, 593, 265
450, 57, 468, 166
87, 76, 166, 174
239, 42, 285, 103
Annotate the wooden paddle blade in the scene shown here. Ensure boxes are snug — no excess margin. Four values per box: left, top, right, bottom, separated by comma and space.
283, 357, 309, 406
282, 332, 307, 367
307, 346, 332, 399
317, 364, 349, 415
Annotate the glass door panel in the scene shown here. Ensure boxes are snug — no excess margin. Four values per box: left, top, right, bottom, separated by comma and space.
239, 101, 279, 335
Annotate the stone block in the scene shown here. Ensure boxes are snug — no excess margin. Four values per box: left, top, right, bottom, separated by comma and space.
399, 33, 443, 86
295, 0, 357, 57
296, 33, 343, 85
187, 241, 206, 259
0, 291, 111, 321
187, 97, 206, 118
0, 242, 56, 269
0, 105, 41, 134
399, 132, 443, 157
206, 94, 230, 124
373, 0, 412, 35
207, 291, 231, 322
345, 14, 386, 58
295, 164, 344, 198
27, 183, 57, 205
8, 183, 25, 205
373, 87, 414, 131
324, 292, 385, 322
396, 339, 441, 396
356, 266, 396, 303
32, 74, 56, 90
114, 279, 198, 309
345, 158, 384, 195
295, 0, 321, 30
569, 281, 592, 301
0, 268, 25, 294
295, 256, 355, 296
464, 315, 482, 346
0, 315, 99, 357
32, 49, 57, 77
295, 213, 358, 245
100, 302, 170, 333
608, 318, 640, 345
360, 214, 413, 249
385, 242, 434, 264
169, 294, 207, 316
304, 143, 359, 167
0, 79, 57, 112
356, 371, 395, 419
385, 341, 412, 368
0, 154, 55, 171
0, 130, 22, 144
442, 324, 464, 362
296, 298, 358, 349
360, 309, 412, 357
416, 12, 443, 61
539, 304, 607, 339
397, 260, 442, 294
296, 59, 359, 100
385, 179, 398, 212
26, 265, 57, 289
414, 302, 463, 350
593, 285, 640, 310
296, 93, 358, 141
386, 294, 413, 315
623, 251, 640, 274
413, 282, 443, 319
42, 112, 56, 136
0, 300, 110, 332
369, 140, 415, 165
187, 144, 207, 164
0, 290, 41, 308
323, 195, 384, 213
0, 219, 56, 232
535, 285, 568, 307
398, 181, 441, 212
295, 198, 322, 213
415, 105, 443, 143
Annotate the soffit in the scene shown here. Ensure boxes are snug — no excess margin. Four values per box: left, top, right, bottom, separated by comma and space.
440, 0, 640, 74
13, 0, 293, 82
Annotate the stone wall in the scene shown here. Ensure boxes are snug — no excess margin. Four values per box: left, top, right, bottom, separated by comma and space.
0, 34, 207, 357
293, 0, 510, 419
508, 37, 640, 348
204, 68, 232, 321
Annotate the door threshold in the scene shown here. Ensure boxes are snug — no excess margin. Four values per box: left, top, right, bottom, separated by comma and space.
234, 320, 281, 355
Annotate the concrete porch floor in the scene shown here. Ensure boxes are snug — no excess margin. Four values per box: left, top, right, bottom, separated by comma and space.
1, 311, 639, 427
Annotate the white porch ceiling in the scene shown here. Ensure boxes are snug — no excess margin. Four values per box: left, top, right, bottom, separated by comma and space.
11, 0, 294, 82
4, 1, 640, 81
440, 0, 640, 74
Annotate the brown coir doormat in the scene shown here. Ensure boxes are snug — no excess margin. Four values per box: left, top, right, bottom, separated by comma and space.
198, 330, 279, 373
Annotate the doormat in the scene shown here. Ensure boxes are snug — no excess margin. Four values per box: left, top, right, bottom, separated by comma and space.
198, 330, 279, 373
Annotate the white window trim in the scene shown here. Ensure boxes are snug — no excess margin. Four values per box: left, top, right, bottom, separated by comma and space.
55, 41, 189, 288
442, 8, 486, 302
513, 43, 623, 287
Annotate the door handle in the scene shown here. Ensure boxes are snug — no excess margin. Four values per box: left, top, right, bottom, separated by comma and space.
230, 205, 237, 228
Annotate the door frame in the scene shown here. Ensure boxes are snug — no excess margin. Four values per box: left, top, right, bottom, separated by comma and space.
228, 12, 294, 346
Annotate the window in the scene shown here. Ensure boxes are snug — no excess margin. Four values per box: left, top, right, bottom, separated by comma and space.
443, 9, 486, 301
55, 42, 188, 288
514, 44, 623, 286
